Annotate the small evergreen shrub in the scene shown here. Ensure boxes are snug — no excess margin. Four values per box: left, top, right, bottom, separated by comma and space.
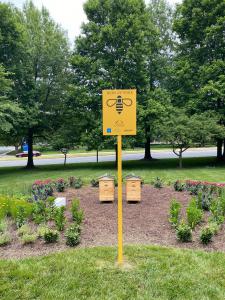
90, 178, 99, 187
32, 201, 47, 224
174, 180, 186, 192
200, 226, 213, 245
43, 229, 59, 243
46, 196, 56, 220
15, 206, 26, 228
169, 199, 181, 227
71, 199, 84, 225
176, 222, 192, 242
152, 177, 163, 189
209, 199, 225, 225
186, 199, 203, 229
54, 206, 66, 231
197, 191, 213, 211
65, 224, 81, 247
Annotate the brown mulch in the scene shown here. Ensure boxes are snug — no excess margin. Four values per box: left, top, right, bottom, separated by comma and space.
1, 185, 225, 259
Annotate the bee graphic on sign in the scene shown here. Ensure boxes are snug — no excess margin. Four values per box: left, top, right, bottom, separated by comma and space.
106, 95, 133, 114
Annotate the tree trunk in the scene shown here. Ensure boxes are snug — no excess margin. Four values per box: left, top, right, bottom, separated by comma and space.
96, 148, 99, 163
15, 145, 19, 154
64, 154, 67, 166
179, 151, 183, 169
144, 125, 152, 160
217, 139, 223, 160
26, 128, 34, 169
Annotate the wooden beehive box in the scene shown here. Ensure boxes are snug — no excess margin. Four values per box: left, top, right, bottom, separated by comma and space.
126, 175, 141, 202
99, 175, 115, 202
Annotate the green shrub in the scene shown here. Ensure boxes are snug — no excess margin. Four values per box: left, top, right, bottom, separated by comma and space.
200, 226, 213, 245
219, 196, 225, 216
71, 199, 84, 225
208, 222, 220, 235
152, 177, 163, 189
90, 178, 99, 187
69, 176, 83, 188
46, 196, 56, 220
0, 219, 8, 233
15, 206, 27, 228
10, 197, 33, 220
186, 199, 203, 229
174, 180, 186, 192
197, 191, 213, 211
54, 207, 66, 231
17, 224, 31, 236
176, 222, 192, 242
169, 199, 181, 227
65, 224, 81, 247
0, 195, 33, 221
32, 201, 47, 224
31, 180, 54, 201
0, 232, 11, 246
209, 199, 225, 225
37, 224, 48, 238
43, 228, 59, 243
55, 178, 67, 192
20, 233, 37, 245
0, 196, 10, 219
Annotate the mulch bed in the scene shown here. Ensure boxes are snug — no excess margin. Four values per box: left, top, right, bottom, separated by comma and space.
1, 185, 225, 259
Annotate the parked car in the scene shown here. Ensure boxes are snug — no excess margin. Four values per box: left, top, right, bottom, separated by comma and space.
16, 151, 41, 158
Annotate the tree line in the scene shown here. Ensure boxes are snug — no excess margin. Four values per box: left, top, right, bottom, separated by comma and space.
0, 0, 225, 168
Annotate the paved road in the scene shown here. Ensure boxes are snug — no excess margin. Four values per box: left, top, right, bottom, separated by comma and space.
0, 149, 217, 168
0, 146, 14, 156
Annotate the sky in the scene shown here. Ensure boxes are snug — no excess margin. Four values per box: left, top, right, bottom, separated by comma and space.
3, 0, 182, 43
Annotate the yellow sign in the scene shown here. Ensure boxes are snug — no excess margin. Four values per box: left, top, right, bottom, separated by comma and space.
102, 89, 136, 136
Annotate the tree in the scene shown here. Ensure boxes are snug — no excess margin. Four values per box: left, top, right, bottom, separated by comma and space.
140, 0, 174, 159
0, 64, 22, 136
138, 88, 171, 159
0, 3, 25, 146
161, 110, 225, 168
12, 1, 70, 168
173, 0, 225, 159
82, 123, 105, 163
72, 0, 159, 159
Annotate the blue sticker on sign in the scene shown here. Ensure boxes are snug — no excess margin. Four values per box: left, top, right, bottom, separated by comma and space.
107, 128, 112, 133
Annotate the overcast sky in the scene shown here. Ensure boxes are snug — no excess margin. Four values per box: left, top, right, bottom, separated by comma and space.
3, 0, 182, 43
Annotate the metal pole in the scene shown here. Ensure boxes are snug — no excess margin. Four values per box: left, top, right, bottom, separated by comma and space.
117, 135, 123, 264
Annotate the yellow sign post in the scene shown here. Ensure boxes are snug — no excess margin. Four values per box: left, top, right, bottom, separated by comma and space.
102, 89, 136, 264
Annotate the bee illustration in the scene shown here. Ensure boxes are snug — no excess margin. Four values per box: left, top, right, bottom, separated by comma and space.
106, 95, 133, 114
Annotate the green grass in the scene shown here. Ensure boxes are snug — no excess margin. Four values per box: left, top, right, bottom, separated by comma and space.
0, 245, 225, 299
0, 157, 225, 194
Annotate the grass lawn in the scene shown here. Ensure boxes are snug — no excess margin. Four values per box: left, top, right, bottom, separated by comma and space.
0, 245, 225, 299
0, 157, 225, 194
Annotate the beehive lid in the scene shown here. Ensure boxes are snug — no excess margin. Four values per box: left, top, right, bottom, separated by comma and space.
126, 174, 142, 181
98, 174, 115, 181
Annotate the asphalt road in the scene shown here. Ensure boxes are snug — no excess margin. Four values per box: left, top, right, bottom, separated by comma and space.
0, 146, 14, 156
0, 149, 217, 168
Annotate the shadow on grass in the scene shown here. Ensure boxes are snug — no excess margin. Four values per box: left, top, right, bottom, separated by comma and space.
0, 156, 223, 177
